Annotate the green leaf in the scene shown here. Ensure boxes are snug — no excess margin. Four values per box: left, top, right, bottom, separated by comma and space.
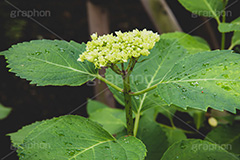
107, 40, 240, 114
161, 139, 238, 160
231, 31, 240, 49
205, 124, 240, 154
161, 32, 210, 54
161, 127, 187, 146
219, 17, 240, 33
1, 40, 97, 86
0, 103, 11, 120
87, 100, 126, 134
86, 99, 108, 115
137, 115, 168, 160
156, 50, 240, 113
178, 0, 224, 19
9, 115, 146, 160
7, 121, 42, 147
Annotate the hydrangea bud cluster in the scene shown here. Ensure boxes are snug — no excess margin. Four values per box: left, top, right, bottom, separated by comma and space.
78, 29, 160, 68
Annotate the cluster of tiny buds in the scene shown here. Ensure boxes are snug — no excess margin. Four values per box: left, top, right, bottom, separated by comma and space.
78, 29, 160, 68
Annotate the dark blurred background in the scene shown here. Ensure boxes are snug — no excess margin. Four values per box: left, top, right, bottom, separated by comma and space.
0, 0, 239, 159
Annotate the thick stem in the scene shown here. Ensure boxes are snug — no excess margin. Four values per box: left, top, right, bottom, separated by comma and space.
123, 72, 134, 135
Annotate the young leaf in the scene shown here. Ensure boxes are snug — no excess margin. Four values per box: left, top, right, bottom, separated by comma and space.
178, 0, 224, 19
219, 17, 240, 33
161, 32, 210, 54
0, 40, 98, 86
137, 116, 169, 160
205, 124, 240, 154
161, 139, 238, 160
156, 50, 240, 113
0, 104, 11, 120
231, 31, 240, 49
87, 100, 126, 134
8, 115, 146, 160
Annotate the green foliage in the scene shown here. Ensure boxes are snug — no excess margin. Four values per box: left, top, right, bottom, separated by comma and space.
161, 139, 238, 160
178, 0, 224, 19
231, 31, 240, 49
219, 17, 240, 33
0, 103, 11, 120
161, 32, 210, 54
87, 100, 126, 134
161, 127, 187, 146
137, 116, 168, 160
0, 40, 97, 86
156, 50, 240, 113
8, 115, 147, 160
205, 124, 240, 154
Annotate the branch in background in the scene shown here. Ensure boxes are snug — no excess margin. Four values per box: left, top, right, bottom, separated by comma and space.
140, 0, 182, 33
201, 17, 220, 49
86, 0, 116, 108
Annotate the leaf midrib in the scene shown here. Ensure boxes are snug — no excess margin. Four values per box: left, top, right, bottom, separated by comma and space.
203, 0, 218, 19
27, 56, 96, 77
68, 140, 112, 160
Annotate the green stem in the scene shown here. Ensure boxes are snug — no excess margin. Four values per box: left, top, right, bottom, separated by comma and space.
228, 44, 235, 50
159, 124, 196, 134
110, 64, 123, 75
130, 83, 158, 96
96, 74, 123, 93
123, 71, 133, 135
133, 112, 141, 137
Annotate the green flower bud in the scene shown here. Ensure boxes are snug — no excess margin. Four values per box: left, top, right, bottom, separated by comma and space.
78, 29, 160, 68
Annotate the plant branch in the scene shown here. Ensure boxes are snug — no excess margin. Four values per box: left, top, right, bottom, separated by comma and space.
110, 64, 123, 75
133, 112, 141, 136
130, 83, 158, 96
96, 74, 123, 93
122, 71, 134, 135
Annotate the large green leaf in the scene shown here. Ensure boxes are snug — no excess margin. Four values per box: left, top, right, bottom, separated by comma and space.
137, 115, 168, 160
156, 50, 240, 113
231, 31, 240, 49
205, 124, 240, 154
0, 40, 97, 86
161, 32, 210, 54
161, 139, 238, 160
178, 0, 224, 18
87, 100, 126, 134
219, 17, 240, 33
8, 115, 146, 160
0, 103, 11, 120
